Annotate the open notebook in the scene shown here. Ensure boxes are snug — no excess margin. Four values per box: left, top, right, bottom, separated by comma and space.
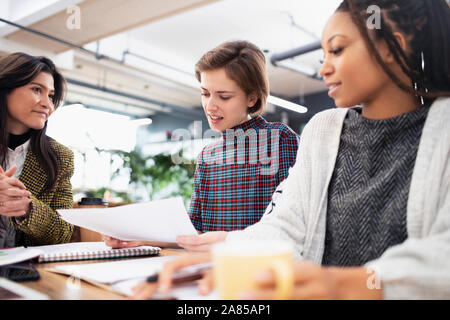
0, 242, 161, 266
34, 242, 161, 263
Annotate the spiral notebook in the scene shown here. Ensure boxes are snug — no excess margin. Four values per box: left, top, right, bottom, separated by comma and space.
33, 242, 161, 263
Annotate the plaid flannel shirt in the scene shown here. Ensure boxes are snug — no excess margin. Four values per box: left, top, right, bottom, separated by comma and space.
189, 116, 299, 232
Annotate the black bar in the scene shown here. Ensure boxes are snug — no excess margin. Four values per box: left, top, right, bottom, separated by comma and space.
270, 40, 321, 65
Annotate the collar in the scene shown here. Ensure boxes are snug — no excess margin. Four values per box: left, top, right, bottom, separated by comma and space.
8, 131, 32, 151
222, 115, 266, 138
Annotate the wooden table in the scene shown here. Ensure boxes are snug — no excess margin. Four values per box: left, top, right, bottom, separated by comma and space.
21, 248, 183, 300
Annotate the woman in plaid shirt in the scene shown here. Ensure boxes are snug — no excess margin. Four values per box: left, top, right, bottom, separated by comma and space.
176, 41, 298, 250
104, 41, 299, 250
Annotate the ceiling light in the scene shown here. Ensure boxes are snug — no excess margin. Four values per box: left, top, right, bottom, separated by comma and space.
131, 118, 152, 126
267, 95, 308, 113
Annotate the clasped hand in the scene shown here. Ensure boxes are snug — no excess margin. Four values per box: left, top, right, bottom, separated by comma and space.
0, 165, 32, 217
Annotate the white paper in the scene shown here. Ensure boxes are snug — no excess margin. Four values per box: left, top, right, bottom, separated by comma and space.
48, 255, 218, 300
57, 197, 197, 242
33, 242, 118, 255
111, 278, 219, 300
0, 278, 49, 300
49, 255, 177, 284
0, 247, 42, 266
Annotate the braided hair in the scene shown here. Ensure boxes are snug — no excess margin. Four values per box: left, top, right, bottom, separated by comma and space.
337, 0, 450, 104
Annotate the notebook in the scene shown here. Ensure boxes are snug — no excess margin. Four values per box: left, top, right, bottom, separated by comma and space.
33, 242, 161, 263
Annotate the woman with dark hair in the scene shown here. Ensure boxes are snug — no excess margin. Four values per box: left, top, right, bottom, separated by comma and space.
133, 0, 450, 300
0, 52, 74, 247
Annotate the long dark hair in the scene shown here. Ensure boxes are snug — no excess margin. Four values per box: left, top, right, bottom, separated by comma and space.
337, 0, 450, 104
0, 52, 66, 192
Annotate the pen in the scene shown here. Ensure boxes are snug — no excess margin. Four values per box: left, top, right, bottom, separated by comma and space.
146, 262, 212, 284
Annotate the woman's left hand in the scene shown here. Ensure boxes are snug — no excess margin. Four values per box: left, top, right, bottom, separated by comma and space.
237, 261, 383, 300
176, 231, 228, 252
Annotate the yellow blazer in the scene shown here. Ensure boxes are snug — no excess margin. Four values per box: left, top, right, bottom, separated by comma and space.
10, 138, 74, 246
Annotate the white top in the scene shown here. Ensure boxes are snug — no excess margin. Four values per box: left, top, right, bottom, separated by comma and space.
0, 140, 30, 247
5, 140, 30, 178
227, 98, 450, 299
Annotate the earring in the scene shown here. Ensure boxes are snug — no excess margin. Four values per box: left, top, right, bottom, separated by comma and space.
421, 51, 425, 72
416, 51, 426, 106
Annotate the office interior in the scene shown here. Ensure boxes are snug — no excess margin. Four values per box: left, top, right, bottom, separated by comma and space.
0, 0, 340, 206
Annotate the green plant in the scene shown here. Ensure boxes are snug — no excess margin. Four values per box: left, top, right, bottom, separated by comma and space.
84, 187, 133, 204
107, 147, 196, 203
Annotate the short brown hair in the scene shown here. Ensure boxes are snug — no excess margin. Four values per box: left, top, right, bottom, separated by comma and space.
195, 40, 269, 115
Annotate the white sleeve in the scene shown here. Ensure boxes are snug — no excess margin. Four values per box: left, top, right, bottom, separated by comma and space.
365, 208, 450, 299
365, 127, 450, 299
226, 109, 346, 262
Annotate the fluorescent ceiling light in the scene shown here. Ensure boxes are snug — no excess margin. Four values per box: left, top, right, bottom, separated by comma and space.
132, 118, 152, 126
267, 95, 308, 113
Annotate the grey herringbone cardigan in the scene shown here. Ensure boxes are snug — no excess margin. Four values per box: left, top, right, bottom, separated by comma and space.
227, 98, 450, 299
322, 105, 429, 266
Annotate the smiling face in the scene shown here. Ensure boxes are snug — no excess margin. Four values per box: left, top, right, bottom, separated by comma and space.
6, 72, 55, 135
320, 12, 392, 108
200, 68, 257, 132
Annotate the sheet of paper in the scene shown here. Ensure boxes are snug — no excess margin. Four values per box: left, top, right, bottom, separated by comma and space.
33, 242, 113, 255
0, 247, 42, 266
0, 278, 49, 300
48, 255, 177, 284
57, 197, 197, 242
111, 278, 219, 300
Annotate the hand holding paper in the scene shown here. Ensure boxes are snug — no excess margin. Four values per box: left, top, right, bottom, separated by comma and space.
57, 197, 197, 242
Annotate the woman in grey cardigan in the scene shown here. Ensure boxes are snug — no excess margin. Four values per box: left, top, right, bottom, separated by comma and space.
133, 0, 450, 300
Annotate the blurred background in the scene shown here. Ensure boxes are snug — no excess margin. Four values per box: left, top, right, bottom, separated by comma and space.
0, 0, 341, 205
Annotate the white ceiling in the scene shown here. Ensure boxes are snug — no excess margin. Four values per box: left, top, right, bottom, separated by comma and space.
124, 0, 342, 98
0, 0, 342, 118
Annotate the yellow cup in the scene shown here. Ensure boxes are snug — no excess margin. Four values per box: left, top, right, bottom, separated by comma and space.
212, 240, 294, 300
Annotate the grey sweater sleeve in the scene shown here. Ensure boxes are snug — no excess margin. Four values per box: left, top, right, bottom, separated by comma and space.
365, 98, 450, 299
365, 196, 450, 299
